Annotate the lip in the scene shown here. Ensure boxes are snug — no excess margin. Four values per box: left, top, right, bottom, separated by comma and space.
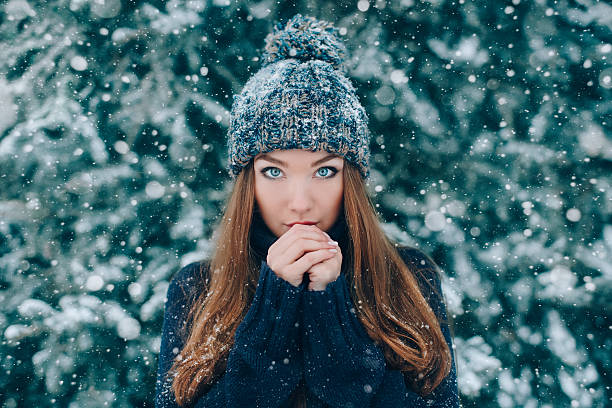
286, 221, 317, 227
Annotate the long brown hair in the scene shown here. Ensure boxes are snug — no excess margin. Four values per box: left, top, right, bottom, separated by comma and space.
169, 159, 452, 406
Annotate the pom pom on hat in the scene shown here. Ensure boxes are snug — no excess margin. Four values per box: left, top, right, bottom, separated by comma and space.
227, 14, 371, 179
260, 13, 348, 73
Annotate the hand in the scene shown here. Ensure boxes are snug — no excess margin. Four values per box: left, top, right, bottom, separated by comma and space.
306, 231, 342, 291
266, 224, 339, 287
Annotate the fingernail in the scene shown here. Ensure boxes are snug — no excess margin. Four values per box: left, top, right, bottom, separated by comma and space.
328, 248, 338, 253
328, 240, 338, 246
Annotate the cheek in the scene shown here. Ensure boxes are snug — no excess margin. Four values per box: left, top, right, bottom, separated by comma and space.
335, 175, 344, 199
254, 179, 278, 211
324, 179, 344, 209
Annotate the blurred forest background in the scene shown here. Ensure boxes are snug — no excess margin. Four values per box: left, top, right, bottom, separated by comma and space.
1, 0, 610, 406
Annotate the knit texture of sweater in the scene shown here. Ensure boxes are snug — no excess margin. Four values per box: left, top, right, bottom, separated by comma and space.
154, 211, 460, 407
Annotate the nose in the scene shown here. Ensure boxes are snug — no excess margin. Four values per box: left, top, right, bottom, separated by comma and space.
286, 181, 313, 214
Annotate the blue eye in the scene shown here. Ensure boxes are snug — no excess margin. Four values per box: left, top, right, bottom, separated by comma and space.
260, 166, 338, 179
316, 167, 338, 178
262, 167, 282, 178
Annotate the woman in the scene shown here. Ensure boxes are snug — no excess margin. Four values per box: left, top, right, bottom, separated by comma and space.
155, 14, 459, 408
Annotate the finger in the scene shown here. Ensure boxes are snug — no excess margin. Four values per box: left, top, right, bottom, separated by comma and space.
270, 225, 331, 258
310, 225, 332, 239
288, 224, 330, 243
274, 237, 338, 270
270, 225, 317, 251
285, 248, 338, 276
266, 225, 336, 273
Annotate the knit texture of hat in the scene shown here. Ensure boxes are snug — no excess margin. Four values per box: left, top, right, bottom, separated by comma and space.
226, 13, 371, 179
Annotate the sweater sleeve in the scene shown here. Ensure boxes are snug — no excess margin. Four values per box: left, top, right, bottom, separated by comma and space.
301, 272, 387, 408
393, 246, 460, 407
301, 247, 460, 408
154, 259, 304, 408
220, 259, 304, 407
154, 261, 205, 408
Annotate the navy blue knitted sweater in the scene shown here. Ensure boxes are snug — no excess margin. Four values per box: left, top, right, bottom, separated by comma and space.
155, 212, 460, 407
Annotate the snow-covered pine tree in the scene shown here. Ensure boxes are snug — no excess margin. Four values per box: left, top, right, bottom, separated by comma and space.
1, 1, 609, 406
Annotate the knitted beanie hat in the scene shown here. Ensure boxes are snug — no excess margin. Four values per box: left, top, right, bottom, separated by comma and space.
226, 13, 371, 179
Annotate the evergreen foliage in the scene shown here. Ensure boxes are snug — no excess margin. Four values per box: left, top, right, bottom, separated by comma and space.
1, 0, 609, 406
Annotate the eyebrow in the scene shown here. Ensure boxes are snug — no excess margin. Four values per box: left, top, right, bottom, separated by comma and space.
256, 153, 340, 167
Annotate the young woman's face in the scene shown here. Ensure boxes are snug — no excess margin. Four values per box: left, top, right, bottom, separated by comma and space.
253, 149, 344, 238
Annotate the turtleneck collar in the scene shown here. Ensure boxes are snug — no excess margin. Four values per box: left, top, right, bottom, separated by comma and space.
249, 209, 350, 272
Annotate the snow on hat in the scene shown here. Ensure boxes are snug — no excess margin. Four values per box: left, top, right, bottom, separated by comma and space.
226, 13, 371, 179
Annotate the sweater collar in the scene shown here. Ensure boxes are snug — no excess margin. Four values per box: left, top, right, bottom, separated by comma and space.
250, 209, 349, 265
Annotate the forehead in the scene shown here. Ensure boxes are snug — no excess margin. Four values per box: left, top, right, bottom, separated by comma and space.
255, 149, 341, 163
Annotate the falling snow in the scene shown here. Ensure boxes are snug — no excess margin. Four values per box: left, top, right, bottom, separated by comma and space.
0, 0, 610, 407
